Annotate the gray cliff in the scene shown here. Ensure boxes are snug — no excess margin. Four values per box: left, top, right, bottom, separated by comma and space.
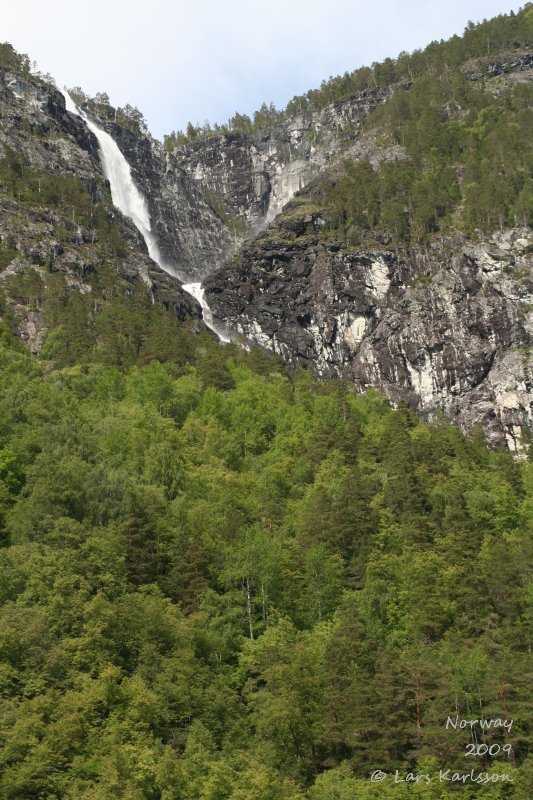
175, 86, 403, 232
99, 121, 233, 281
204, 204, 532, 451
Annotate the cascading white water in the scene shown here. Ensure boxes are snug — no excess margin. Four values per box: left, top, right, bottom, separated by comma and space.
62, 90, 230, 342
182, 282, 230, 343
62, 91, 162, 265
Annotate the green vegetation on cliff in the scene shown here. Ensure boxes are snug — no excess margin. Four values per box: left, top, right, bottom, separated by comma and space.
162, 5, 532, 253
66, 86, 149, 137
0, 15, 531, 800
322, 73, 532, 246
164, 5, 532, 146
0, 42, 31, 77
286, 4, 532, 113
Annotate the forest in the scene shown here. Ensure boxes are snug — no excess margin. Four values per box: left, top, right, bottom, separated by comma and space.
0, 292, 531, 797
320, 68, 532, 247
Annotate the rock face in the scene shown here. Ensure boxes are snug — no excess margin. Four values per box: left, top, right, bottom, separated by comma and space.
463, 51, 533, 81
175, 86, 403, 232
0, 68, 100, 182
205, 207, 532, 452
100, 121, 233, 281
0, 68, 201, 350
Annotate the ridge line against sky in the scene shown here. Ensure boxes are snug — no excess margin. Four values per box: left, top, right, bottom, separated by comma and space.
3, 0, 524, 140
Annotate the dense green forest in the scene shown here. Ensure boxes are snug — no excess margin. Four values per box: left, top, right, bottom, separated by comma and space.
163, 4, 532, 147
0, 43, 32, 77
0, 292, 531, 797
320, 69, 532, 247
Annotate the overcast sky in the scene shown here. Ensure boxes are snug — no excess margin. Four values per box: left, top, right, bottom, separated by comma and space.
3, 1, 522, 139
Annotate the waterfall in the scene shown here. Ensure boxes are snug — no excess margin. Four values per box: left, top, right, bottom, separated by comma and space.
181, 282, 230, 343
62, 90, 230, 342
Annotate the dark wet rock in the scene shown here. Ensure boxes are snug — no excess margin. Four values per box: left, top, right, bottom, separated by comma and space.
205, 225, 532, 453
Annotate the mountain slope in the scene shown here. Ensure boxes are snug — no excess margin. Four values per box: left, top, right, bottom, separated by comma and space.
195, 10, 533, 451
1, 10, 532, 450
205, 200, 531, 450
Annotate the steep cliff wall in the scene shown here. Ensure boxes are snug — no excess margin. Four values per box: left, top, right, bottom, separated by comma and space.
205, 198, 532, 452
175, 86, 404, 232
197, 53, 532, 451
101, 122, 233, 281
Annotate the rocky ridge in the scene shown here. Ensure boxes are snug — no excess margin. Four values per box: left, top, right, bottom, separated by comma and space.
463, 50, 533, 80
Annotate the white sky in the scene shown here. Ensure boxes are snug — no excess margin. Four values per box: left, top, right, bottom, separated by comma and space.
2, 1, 523, 140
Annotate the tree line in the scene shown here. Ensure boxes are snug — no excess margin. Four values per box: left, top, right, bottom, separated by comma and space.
164, 5, 532, 148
